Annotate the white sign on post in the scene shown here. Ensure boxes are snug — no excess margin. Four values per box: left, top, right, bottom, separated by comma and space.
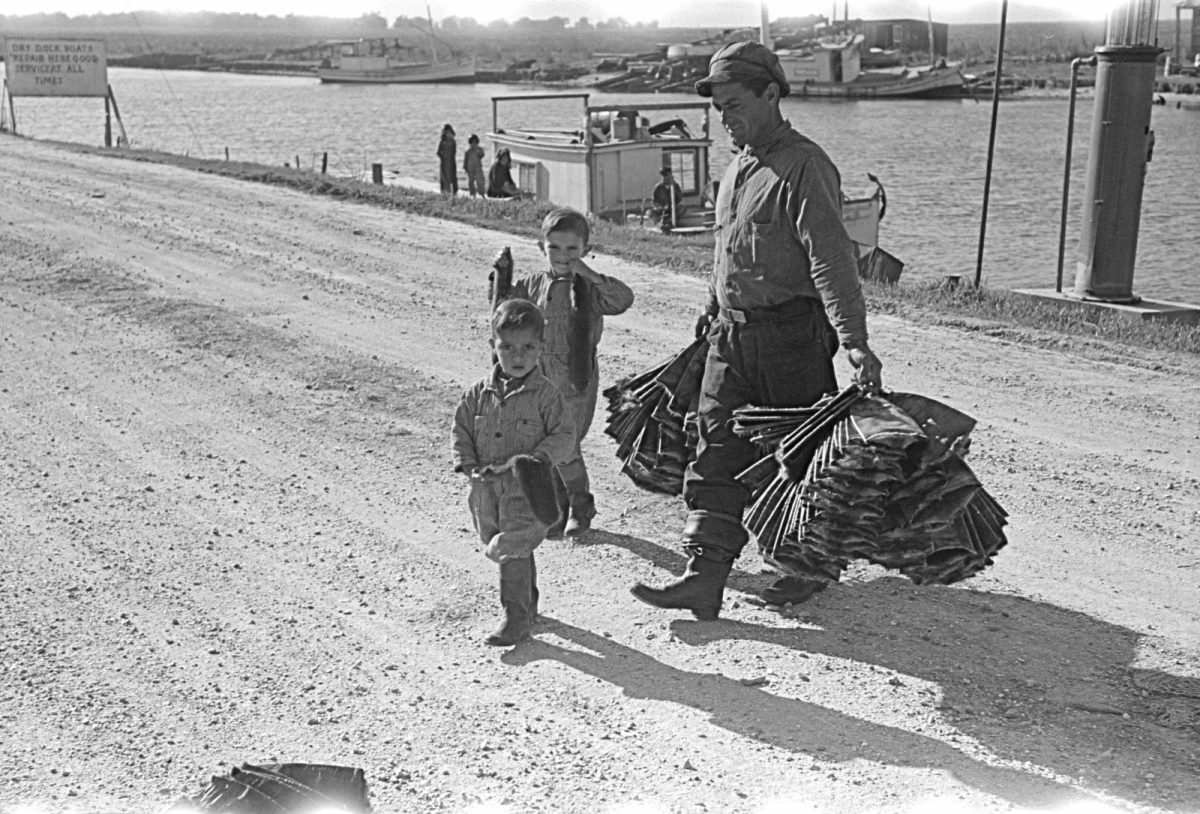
3, 38, 108, 97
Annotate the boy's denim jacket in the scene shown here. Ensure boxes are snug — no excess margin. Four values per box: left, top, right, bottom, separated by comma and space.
452, 366, 575, 473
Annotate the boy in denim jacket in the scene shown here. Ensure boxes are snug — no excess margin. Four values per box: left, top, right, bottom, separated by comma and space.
453, 299, 575, 646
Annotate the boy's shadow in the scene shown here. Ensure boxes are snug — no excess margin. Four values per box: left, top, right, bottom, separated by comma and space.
504, 617, 1086, 809
667, 577, 1200, 809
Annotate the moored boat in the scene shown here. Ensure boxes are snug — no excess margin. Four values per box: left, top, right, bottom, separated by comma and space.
485, 93, 890, 257
775, 34, 964, 99
316, 34, 474, 85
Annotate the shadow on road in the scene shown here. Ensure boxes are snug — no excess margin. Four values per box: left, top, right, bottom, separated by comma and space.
506, 547, 1200, 810
504, 617, 1089, 809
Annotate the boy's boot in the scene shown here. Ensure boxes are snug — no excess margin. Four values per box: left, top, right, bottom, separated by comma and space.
486, 557, 535, 647
629, 510, 745, 621
564, 492, 596, 537
560, 463, 595, 537
545, 472, 570, 540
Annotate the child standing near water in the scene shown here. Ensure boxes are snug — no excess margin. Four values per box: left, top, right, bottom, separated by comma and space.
453, 299, 575, 646
463, 135, 486, 198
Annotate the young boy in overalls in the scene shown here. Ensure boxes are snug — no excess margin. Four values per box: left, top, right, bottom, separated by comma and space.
453, 299, 575, 646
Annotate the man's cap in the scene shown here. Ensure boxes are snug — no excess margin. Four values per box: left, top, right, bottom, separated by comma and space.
695, 40, 790, 98
659, 167, 673, 175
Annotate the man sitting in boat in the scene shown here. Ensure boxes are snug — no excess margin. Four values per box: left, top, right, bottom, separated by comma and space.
650, 167, 685, 230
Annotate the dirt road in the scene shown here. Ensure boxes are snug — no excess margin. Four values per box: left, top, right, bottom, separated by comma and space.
2, 137, 1198, 814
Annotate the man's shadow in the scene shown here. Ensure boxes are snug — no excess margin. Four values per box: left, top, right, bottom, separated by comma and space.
505, 618, 1085, 809
667, 578, 1200, 810
540, 531, 1199, 809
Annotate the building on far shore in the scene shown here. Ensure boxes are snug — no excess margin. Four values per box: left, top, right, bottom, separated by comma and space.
860, 18, 948, 59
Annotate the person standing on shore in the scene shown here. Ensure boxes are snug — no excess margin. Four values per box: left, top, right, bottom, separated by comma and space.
650, 167, 684, 230
464, 134, 487, 198
437, 124, 458, 195
631, 41, 884, 619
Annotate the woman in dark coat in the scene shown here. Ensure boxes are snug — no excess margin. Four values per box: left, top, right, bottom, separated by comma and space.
437, 124, 458, 195
486, 147, 520, 198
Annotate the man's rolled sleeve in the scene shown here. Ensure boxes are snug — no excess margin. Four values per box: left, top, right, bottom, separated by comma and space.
794, 159, 869, 349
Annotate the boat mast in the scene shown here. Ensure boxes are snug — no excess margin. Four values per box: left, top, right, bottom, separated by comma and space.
928, 5, 936, 67
427, 4, 439, 64
760, 2, 772, 48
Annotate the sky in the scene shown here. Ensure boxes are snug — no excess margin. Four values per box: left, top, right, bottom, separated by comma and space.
5, 0, 1128, 28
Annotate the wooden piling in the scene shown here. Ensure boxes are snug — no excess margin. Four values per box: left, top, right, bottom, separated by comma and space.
371, 163, 383, 185
321, 152, 328, 174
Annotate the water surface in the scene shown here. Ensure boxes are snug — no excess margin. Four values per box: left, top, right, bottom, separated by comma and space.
8, 67, 1198, 301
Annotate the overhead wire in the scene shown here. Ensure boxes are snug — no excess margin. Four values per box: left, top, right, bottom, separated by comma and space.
129, 10, 208, 157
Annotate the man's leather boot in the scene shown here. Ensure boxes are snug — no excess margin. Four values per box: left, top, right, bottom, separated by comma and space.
630, 550, 734, 621
486, 558, 534, 646
630, 510, 745, 620
758, 575, 828, 606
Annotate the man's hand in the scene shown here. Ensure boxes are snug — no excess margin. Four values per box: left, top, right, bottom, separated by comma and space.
694, 309, 714, 341
847, 345, 883, 392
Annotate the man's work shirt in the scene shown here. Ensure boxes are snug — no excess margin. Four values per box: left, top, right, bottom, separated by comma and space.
711, 121, 868, 348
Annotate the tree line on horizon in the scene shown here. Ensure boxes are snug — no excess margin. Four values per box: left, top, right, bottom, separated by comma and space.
1, 9, 1168, 66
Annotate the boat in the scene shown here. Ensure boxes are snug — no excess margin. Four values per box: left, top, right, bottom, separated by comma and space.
592, 17, 964, 100
774, 34, 965, 99
487, 93, 713, 225
485, 93, 889, 257
316, 33, 474, 84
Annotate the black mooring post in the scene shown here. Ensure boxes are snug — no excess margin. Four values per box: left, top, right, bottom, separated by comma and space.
974, 0, 1008, 288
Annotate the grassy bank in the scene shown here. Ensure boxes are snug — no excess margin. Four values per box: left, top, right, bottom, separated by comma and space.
58, 137, 1200, 364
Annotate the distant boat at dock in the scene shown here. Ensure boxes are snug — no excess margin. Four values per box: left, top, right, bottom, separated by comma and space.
593, 17, 965, 99
316, 38, 474, 84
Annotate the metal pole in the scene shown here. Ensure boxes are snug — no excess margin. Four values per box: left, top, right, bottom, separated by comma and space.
104, 93, 112, 148
973, 0, 1007, 288
1055, 56, 1095, 292
4, 79, 17, 135
1072, 1, 1160, 302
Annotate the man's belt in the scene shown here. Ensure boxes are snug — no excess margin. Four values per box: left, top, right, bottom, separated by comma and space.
718, 296, 819, 324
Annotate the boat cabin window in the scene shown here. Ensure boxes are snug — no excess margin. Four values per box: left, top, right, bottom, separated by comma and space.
514, 160, 539, 197
663, 149, 701, 196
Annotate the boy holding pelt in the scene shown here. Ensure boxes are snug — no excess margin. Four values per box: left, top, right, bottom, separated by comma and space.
494, 207, 635, 538
453, 298, 576, 646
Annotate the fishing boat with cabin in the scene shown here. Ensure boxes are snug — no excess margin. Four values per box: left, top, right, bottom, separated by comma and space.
317, 10, 474, 85
485, 92, 892, 265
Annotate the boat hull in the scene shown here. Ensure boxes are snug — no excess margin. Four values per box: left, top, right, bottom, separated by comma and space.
317, 64, 475, 84
786, 67, 965, 99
